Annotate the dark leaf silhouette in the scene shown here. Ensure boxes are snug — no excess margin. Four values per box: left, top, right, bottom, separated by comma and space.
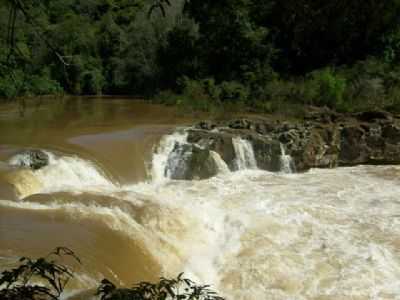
97, 273, 225, 300
0, 247, 80, 300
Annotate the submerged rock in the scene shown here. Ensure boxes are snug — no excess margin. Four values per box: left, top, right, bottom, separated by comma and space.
9, 149, 49, 170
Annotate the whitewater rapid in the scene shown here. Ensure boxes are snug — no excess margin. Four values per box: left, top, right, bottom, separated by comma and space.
1, 131, 400, 299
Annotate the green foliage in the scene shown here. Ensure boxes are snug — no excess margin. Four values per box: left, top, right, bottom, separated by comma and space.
309, 68, 346, 108
0, 71, 24, 99
219, 81, 249, 103
0, 68, 63, 98
158, 16, 200, 89
2, 0, 400, 115
179, 77, 217, 111
155, 89, 183, 106
184, 0, 275, 82
0, 249, 224, 300
0, 247, 80, 300
382, 29, 400, 64
385, 86, 400, 112
165, 77, 250, 111
97, 273, 224, 300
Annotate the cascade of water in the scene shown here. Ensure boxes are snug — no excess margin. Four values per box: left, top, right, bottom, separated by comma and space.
279, 143, 294, 174
9, 152, 38, 168
151, 131, 189, 182
7, 151, 114, 198
151, 130, 234, 181
232, 137, 257, 170
210, 151, 230, 174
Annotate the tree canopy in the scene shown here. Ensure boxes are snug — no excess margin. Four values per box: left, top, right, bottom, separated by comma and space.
1, 0, 400, 112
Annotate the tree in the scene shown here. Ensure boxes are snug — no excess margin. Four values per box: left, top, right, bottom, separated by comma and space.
266, 0, 400, 73
184, 0, 276, 82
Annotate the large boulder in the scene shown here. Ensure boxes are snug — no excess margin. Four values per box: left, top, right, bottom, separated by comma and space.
248, 134, 282, 171
355, 111, 392, 123
165, 143, 219, 180
338, 122, 400, 165
187, 129, 237, 169
339, 125, 368, 165
288, 126, 340, 171
9, 149, 49, 170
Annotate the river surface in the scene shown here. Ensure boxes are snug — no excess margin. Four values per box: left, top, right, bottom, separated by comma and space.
1, 98, 400, 300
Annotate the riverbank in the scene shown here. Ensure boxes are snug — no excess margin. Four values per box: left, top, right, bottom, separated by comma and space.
157, 108, 400, 180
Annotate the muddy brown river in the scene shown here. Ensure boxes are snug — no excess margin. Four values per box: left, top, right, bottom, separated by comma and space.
1, 97, 400, 299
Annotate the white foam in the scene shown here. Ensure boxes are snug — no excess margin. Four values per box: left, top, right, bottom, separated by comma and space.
3, 144, 400, 299
280, 143, 295, 173
151, 130, 188, 182
8, 151, 115, 198
210, 151, 230, 174
232, 137, 258, 170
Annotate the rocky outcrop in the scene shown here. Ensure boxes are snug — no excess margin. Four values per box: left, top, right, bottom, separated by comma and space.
188, 110, 400, 172
165, 143, 220, 180
10, 149, 49, 170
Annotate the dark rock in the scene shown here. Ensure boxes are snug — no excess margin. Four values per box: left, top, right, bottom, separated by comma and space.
188, 129, 237, 169
300, 127, 340, 170
382, 124, 400, 144
229, 119, 251, 130
356, 111, 392, 123
304, 107, 340, 123
195, 120, 216, 131
11, 149, 49, 170
364, 124, 384, 148
187, 110, 400, 173
339, 125, 367, 164
381, 143, 400, 163
250, 135, 282, 171
166, 143, 219, 180
255, 122, 274, 135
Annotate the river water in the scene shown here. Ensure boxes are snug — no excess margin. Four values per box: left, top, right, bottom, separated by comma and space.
1, 98, 400, 300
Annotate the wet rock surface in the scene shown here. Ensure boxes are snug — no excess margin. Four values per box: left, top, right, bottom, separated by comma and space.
165, 143, 219, 180
188, 109, 400, 172
10, 149, 49, 170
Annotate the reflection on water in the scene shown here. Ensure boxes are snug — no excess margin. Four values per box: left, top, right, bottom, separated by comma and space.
1, 98, 400, 300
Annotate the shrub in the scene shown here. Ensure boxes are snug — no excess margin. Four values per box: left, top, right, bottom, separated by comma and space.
309, 68, 346, 108
97, 273, 224, 300
201, 78, 221, 101
0, 76, 20, 99
382, 29, 400, 64
219, 81, 249, 103
0, 247, 80, 300
384, 86, 400, 112
155, 89, 183, 106
175, 77, 219, 111
81, 69, 105, 95
343, 77, 385, 111
0, 68, 64, 98
0, 249, 224, 300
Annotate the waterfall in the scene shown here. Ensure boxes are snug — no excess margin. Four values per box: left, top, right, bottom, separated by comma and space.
279, 143, 294, 174
151, 131, 189, 182
232, 137, 257, 170
210, 151, 230, 174
7, 151, 114, 198
151, 130, 233, 181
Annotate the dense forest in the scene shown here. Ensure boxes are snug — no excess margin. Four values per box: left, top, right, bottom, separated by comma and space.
2, 0, 400, 112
